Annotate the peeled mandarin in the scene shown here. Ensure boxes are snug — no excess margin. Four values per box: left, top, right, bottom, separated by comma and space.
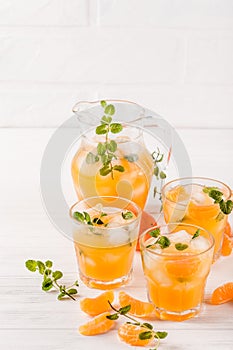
211, 282, 233, 305
79, 312, 115, 336
80, 290, 114, 316
118, 323, 154, 346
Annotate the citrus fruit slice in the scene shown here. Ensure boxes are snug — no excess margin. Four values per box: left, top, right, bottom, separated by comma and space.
118, 323, 154, 346
211, 282, 233, 305
166, 185, 187, 202
221, 234, 233, 256
225, 221, 232, 237
80, 290, 114, 316
119, 291, 155, 318
78, 312, 115, 335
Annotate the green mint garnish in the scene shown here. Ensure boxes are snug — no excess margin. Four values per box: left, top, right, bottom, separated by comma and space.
203, 187, 233, 218
25, 260, 79, 300
122, 211, 134, 220
73, 211, 93, 225
106, 301, 167, 347
124, 154, 139, 163
85, 101, 124, 179
149, 228, 161, 238
175, 243, 188, 251
151, 148, 166, 202
73, 210, 107, 226
192, 229, 200, 240
156, 236, 171, 249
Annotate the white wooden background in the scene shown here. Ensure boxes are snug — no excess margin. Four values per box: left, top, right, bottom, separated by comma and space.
0, 1, 233, 349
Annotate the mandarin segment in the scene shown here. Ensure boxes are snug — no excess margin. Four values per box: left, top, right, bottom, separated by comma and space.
118, 323, 154, 346
80, 291, 114, 316
211, 282, 233, 305
221, 234, 233, 256
119, 291, 155, 318
224, 221, 232, 237
78, 312, 115, 336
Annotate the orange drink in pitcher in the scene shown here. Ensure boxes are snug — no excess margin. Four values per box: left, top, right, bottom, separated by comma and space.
140, 223, 214, 321
70, 196, 141, 289
162, 178, 232, 260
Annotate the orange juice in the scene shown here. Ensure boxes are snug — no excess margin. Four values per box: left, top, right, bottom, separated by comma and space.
70, 196, 141, 289
162, 178, 232, 259
140, 224, 214, 321
71, 135, 153, 209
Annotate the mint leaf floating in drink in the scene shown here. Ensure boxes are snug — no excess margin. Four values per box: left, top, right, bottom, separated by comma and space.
175, 243, 188, 251
149, 228, 161, 238
156, 236, 171, 249
25, 259, 79, 300
203, 186, 233, 220
192, 229, 200, 240
122, 211, 134, 220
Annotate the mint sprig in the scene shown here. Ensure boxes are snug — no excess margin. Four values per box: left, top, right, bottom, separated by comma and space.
146, 228, 171, 249
25, 260, 79, 300
106, 302, 167, 347
151, 148, 166, 200
86, 101, 124, 179
203, 187, 233, 218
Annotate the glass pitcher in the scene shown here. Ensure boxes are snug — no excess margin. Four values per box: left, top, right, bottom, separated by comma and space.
71, 99, 172, 211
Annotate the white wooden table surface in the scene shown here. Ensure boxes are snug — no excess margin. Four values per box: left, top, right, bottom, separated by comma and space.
1, 128, 233, 350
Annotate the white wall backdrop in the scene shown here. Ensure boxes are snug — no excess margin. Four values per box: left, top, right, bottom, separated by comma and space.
0, 0, 233, 128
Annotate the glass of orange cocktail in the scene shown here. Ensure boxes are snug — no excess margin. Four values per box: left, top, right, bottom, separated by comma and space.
70, 196, 141, 289
162, 177, 232, 260
140, 223, 214, 321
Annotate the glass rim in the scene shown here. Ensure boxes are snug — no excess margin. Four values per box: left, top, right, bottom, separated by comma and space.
139, 222, 215, 258
69, 195, 142, 229
72, 99, 145, 114
161, 176, 232, 207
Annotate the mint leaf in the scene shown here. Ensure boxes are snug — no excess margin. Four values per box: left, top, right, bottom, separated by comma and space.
52, 271, 63, 281
192, 229, 200, 239
105, 104, 115, 115
113, 165, 124, 172
45, 260, 53, 268
73, 212, 85, 222
37, 261, 45, 275
96, 124, 108, 135
107, 140, 117, 152
155, 331, 168, 339
139, 331, 153, 340
110, 123, 123, 134
99, 166, 112, 176
97, 142, 106, 155
175, 243, 188, 251
106, 313, 119, 320
67, 288, 78, 295
42, 278, 53, 291
100, 100, 107, 108
219, 199, 233, 215
25, 260, 37, 272
101, 115, 112, 124
160, 171, 166, 179
86, 152, 99, 164
122, 211, 134, 220
124, 154, 139, 163
119, 305, 131, 315
149, 228, 160, 238
156, 236, 171, 249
